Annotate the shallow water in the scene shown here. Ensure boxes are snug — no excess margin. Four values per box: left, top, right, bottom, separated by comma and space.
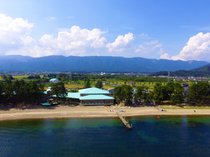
0, 116, 210, 157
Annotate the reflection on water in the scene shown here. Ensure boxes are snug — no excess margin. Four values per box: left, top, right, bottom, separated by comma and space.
0, 116, 210, 157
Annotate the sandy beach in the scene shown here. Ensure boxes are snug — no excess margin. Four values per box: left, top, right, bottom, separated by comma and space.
0, 105, 210, 121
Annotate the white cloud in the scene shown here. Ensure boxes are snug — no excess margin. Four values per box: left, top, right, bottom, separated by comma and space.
135, 40, 164, 59
0, 14, 33, 33
39, 27, 136, 57
3, 13, 210, 61
0, 14, 109, 57
0, 13, 33, 51
107, 33, 134, 52
161, 32, 210, 61
39, 25, 107, 56
160, 52, 171, 60
0, 13, 167, 59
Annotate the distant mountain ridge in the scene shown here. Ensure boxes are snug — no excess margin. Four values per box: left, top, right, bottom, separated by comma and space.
0, 55, 208, 73
152, 64, 210, 77
195, 64, 210, 72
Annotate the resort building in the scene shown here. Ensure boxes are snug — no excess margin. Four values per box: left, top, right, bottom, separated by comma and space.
67, 87, 114, 105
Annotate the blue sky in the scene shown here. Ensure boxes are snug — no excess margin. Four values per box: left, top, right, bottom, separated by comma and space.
0, 0, 210, 61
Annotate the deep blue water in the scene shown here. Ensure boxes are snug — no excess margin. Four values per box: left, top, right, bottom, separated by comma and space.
0, 116, 210, 157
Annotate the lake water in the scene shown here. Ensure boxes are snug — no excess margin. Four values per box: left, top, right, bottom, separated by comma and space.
0, 116, 210, 157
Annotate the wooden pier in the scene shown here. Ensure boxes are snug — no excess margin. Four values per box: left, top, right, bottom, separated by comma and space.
116, 112, 132, 129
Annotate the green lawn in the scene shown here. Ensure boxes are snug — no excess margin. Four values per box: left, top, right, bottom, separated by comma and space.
13, 75, 29, 80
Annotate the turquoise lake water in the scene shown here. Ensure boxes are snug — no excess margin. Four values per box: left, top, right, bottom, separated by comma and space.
0, 116, 210, 157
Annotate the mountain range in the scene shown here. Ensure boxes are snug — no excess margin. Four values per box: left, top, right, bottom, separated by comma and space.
0, 55, 208, 73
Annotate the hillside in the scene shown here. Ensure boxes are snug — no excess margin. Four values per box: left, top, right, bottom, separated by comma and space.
0, 55, 208, 73
152, 64, 210, 77
194, 64, 210, 73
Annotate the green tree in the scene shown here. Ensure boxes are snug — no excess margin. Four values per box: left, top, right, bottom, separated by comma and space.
153, 82, 184, 104
12, 80, 43, 104
13, 80, 27, 103
2, 78, 14, 102
164, 82, 176, 100
51, 82, 67, 98
188, 82, 210, 104
0, 78, 43, 105
134, 86, 153, 105
27, 81, 43, 103
84, 79, 91, 88
170, 83, 184, 104
114, 85, 133, 106
153, 83, 165, 104
0, 82, 3, 102
95, 80, 103, 88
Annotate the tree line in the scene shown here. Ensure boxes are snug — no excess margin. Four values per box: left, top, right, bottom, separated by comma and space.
114, 81, 210, 106
1, 77, 210, 107
0, 79, 44, 105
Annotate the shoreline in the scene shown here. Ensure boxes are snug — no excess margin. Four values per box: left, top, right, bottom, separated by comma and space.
1, 105, 210, 121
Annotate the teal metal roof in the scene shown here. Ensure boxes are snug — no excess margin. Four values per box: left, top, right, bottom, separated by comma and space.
79, 87, 109, 94
41, 102, 51, 106
80, 95, 114, 100
67, 92, 80, 99
49, 88, 114, 101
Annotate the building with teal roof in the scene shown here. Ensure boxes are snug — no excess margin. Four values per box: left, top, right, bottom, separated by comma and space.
67, 87, 114, 105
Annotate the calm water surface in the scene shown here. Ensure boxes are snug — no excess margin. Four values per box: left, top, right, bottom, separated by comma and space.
0, 116, 210, 157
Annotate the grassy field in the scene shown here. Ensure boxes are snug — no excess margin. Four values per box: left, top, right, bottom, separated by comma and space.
13, 75, 29, 80
65, 83, 83, 89
65, 82, 115, 90
0, 74, 201, 92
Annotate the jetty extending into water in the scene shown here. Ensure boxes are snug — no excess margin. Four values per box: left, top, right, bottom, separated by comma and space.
116, 112, 132, 129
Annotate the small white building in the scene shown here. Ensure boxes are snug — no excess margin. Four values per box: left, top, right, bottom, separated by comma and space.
49, 78, 60, 84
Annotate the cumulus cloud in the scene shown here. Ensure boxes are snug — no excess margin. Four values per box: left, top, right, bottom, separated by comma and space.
0, 13, 108, 56
0, 13, 166, 58
0, 14, 33, 34
161, 32, 210, 61
107, 33, 134, 52
39, 25, 107, 56
0, 13, 33, 52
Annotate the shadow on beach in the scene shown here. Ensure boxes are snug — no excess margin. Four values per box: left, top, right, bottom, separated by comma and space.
0, 103, 57, 111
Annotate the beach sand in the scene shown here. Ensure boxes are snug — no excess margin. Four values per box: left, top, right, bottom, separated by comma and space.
1, 105, 210, 121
